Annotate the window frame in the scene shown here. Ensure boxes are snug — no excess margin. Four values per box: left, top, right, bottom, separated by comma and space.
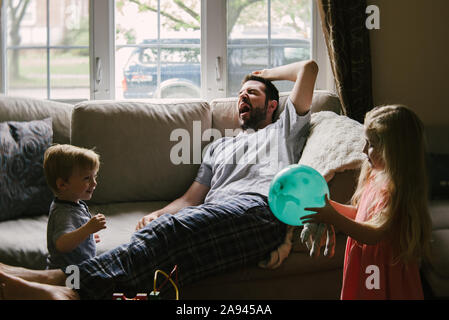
1, 0, 92, 102
312, 0, 334, 92
0, 0, 333, 102
90, 0, 115, 101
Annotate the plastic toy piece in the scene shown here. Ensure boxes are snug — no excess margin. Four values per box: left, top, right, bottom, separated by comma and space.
112, 265, 179, 300
112, 293, 148, 300
149, 291, 161, 300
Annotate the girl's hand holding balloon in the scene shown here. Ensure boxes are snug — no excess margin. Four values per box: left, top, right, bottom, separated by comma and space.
301, 194, 340, 225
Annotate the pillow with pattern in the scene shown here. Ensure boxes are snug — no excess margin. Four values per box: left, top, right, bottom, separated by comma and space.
0, 118, 54, 221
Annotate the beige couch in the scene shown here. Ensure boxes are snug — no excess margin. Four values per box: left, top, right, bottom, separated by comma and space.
0, 91, 447, 299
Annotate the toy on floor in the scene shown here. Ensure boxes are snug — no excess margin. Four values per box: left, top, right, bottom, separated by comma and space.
268, 164, 329, 226
112, 293, 148, 300
112, 265, 179, 300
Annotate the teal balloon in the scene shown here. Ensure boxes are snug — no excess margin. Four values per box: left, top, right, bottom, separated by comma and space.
268, 164, 329, 226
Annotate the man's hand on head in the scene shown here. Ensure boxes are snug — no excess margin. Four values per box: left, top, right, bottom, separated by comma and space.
252, 60, 318, 115
251, 69, 269, 79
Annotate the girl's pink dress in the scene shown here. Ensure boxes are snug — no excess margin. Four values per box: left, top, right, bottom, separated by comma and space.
340, 180, 424, 300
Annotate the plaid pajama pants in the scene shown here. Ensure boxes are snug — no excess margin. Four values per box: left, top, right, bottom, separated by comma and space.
75, 193, 286, 299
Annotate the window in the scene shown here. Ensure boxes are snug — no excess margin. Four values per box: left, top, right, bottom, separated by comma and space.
0, 0, 330, 102
1, 0, 90, 100
115, 0, 202, 99
226, 0, 312, 96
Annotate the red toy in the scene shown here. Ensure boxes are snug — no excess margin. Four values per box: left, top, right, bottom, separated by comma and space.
112, 293, 148, 300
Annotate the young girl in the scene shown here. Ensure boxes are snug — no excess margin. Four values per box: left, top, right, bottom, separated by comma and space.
301, 105, 432, 300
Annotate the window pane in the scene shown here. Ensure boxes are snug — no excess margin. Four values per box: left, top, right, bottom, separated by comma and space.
227, 43, 269, 96
115, 0, 201, 99
272, 45, 310, 92
49, 0, 89, 47
115, 1, 158, 46
227, 0, 268, 41
271, 0, 311, 40
120, 46, 157, 99
159, 47, 200, 98
115, 0, 159, 99
7, 49, 47, 99
7, 0, 47, 47
159, 0, 200, 39
5, 0, 89, 100
49, 49, 89, 100
227, 0, 268, 97
227, 0, 311, 97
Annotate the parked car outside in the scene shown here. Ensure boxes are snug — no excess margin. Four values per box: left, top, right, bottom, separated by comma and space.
122, 38, 310, 99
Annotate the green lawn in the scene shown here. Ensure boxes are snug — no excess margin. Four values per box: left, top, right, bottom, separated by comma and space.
9, 50, 90, 88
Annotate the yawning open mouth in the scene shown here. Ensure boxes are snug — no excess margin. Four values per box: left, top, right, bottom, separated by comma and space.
239, 101, 252, 117
240, 105, 250, 114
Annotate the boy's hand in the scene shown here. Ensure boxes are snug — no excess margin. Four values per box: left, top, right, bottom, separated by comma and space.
94, 233, 101, 243
86, 214, 107, 234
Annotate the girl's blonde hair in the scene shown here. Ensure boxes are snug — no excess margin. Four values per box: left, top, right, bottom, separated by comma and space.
43, 144, 100, 194
351, 105, 432, 264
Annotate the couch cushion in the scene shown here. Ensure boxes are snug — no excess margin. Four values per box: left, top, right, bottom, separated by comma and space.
89, 201, 171, 252
0, 118, 54, 222
0, 215, 49, 269
0, 95, 73, 144
0, 201, 170, 269
71, 99, 211, 204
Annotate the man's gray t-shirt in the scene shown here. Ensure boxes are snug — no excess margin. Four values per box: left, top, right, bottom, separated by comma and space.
46, 198, 96, 269
195, 97, 311, 204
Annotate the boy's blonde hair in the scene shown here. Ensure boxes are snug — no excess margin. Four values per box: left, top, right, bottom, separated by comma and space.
43, 144, 100, 194
351, 105, 432, 264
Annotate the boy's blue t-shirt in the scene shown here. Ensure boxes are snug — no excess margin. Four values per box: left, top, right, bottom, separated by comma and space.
46, 198, 96, 269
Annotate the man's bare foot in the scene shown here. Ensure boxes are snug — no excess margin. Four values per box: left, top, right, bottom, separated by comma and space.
0, 271, 79, 300
0, 262, 66, 286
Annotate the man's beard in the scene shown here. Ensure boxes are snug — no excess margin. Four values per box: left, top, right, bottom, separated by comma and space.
240, 101, 269, 131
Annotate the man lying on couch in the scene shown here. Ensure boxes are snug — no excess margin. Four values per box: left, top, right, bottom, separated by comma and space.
0, 59, 331, 300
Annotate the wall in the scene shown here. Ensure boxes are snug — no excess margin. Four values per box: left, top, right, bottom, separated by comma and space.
367, 0, 449, 152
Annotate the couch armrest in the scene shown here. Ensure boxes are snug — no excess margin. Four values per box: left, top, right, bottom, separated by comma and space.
0, 95, 73, 144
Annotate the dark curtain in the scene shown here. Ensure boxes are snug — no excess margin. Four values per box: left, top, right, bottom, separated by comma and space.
317, 0, 374, 123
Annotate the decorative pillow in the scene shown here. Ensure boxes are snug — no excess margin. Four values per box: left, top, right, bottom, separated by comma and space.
0, 118, 53, 222
299, 111, 367, 181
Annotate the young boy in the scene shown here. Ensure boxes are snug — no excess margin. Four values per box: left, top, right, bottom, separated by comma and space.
43, 144, 106, 269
